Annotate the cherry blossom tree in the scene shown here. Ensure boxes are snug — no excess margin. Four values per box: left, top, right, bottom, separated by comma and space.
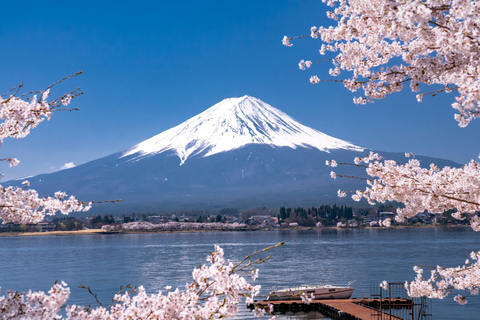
0, 72, 91, 224
284, 0, 480, 304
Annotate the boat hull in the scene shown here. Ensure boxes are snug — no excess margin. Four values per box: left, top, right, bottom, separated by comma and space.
267, 286, 354, 301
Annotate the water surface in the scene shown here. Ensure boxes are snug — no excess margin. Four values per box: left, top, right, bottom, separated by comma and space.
0, 228, 478, 319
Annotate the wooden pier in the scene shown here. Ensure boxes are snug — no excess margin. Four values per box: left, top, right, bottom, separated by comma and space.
253, 298, 413, 320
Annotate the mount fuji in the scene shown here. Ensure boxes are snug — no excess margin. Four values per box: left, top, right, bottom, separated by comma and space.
122, 95, 363, 164
10, 96, 459, 213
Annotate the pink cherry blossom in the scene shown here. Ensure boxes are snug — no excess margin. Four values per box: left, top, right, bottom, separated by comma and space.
285, 0, 480, 127
0, 245, 278, 319
0, 73, 88, 224
285, 0, 480, 304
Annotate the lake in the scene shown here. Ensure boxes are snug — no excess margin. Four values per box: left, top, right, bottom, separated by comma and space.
0, 228, 479, 319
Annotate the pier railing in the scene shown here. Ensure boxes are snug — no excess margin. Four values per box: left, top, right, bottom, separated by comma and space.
363, 282, 432, 320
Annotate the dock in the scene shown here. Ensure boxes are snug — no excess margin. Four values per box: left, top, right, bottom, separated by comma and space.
252, 298, 414, 320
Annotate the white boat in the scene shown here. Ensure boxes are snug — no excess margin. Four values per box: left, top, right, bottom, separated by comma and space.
266, 285, 354, 301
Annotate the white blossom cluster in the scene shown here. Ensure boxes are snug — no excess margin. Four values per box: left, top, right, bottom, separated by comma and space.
111, 221, 247, 232
0, 281, 70, 319
379, 280, 389, 290
300, 292, 315, 305
330, 152, 480, 228
0, 246, 270, 319
328, 152, 480, 303
405, 251, 480, 304
0, 187, 91, 224
0, 89, 55, 141
285, 0, 480, 127
0, 80, 89, 224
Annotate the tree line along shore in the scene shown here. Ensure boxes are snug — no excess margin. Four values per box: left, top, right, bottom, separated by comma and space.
0, 205, 471, 236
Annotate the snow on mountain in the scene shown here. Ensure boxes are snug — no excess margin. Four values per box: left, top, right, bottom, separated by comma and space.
122, 95, 363, 164
9, 95, 461, 212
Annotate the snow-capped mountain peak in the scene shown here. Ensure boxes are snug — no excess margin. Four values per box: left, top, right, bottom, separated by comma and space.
122, 95, 363, 164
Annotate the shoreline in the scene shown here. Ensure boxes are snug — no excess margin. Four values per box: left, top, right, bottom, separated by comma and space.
1, 229, 109, 237
0, 224, 470, 238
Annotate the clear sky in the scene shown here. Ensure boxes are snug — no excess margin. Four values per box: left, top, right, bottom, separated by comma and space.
1, 0, 480, 181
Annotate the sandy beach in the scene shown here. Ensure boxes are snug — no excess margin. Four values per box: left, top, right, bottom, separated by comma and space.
12, 229, 109, 237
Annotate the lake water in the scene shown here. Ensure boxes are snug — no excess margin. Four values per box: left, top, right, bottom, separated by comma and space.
0, 228, 479, 319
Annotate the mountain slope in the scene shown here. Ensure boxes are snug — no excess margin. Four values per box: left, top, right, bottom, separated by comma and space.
8, 96, 460, 213
122, 95, 363, 164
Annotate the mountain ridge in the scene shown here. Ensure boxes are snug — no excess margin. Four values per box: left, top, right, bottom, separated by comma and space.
122, 95, 363, 165
6, 96, 461, 213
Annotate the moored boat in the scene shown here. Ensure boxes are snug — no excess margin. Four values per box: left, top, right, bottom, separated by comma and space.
266, 285, 354, 301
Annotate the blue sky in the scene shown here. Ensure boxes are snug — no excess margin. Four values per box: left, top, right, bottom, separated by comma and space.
1, 0, 480, 180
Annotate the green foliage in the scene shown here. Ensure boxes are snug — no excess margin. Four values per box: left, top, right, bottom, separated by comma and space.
123, 215, 135, 223
102, 214, 115, 225
53, 217, 84, 231
279, 204, 355, 226
90, 215, 102, 226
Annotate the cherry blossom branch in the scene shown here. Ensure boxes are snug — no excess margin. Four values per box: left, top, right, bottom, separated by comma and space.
2, 83, 24, 98
78, 285, 104, 308
1, 245, 279, 319
232, 242, 285, 273
0, 74, 94, 224
327, 151, 480, 303
284, 0, 480, 127
45, 71, 83, 91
